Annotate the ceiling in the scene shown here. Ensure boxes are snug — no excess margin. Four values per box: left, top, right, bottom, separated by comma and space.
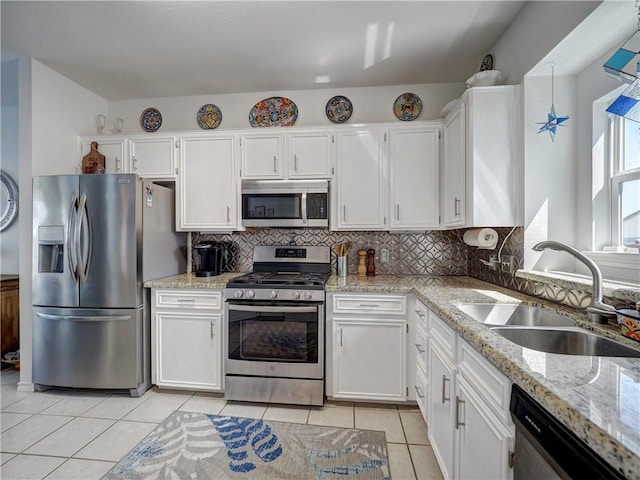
1, 1, 526, 101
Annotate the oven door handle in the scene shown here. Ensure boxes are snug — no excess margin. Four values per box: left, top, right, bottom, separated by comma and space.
227, 304, 319, 314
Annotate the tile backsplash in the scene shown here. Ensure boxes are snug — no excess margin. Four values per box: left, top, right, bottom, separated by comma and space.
194, 229, 469, 276
194, 226, 633, 310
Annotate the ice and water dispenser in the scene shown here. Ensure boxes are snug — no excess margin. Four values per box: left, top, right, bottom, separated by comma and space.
37, 226, 65, 273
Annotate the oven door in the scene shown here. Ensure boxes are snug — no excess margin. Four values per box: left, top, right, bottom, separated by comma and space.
226, 303, 324, 379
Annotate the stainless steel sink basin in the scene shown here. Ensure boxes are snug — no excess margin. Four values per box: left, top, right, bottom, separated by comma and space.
456, 303, 576, 327
490, 327, 640, 357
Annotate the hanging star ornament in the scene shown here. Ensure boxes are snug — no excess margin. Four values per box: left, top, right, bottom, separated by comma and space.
537, 104, 570, 142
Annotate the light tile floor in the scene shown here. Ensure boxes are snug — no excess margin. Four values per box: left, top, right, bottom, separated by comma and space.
0, 368, 444, 479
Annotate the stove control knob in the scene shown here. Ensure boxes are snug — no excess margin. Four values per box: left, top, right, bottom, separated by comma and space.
292, 291, 301, 299
270, 290, 278, 299
234, 290, 243, 299
303, 291, 313, 300
247, 290, 255, 299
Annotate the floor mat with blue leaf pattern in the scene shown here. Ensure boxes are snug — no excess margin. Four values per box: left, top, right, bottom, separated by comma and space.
103, 411, 390, 480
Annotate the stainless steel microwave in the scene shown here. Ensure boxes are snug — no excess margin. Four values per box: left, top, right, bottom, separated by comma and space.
241, 180, 329, 228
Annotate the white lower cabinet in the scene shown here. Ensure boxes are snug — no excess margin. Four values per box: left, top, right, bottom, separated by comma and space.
332, 318, 406, 401
455, 376, 514, 480
425, 310, 514, 480
151, 288, 224, 391
428, 340, 457, 480
327, 293, 407, 401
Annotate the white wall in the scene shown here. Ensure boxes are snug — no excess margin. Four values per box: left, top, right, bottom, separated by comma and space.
17, 59, 108, 389
490, 1, 599, 85
1, 59, 20, 274
108, 83, 465, 133
523, 74, 578, 272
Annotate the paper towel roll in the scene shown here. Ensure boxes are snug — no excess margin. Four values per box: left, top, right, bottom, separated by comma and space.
463, 228, 499, 250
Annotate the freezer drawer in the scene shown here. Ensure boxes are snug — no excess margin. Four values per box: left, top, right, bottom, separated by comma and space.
33, 306, 146, 393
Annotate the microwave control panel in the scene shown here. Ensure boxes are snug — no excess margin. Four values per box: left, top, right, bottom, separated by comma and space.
307, 193, 328, 219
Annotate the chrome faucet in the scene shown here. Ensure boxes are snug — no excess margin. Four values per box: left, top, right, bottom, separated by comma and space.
532, 240, 617, 323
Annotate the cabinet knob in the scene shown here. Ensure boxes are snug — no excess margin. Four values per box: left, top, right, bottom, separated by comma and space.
441, 375, 450, 403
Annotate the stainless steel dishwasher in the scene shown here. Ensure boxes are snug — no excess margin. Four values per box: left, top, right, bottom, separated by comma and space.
510, 385, 624, 479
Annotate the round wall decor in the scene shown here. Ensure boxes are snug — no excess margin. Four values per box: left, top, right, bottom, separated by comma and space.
393, 93, 422, 121
1, 172, 18, 231
140, 107, 162, 132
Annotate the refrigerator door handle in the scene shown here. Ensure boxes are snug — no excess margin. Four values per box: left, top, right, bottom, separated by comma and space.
76, 193, 92, 284
67, 193, 79, 285
36, 312, 131, 322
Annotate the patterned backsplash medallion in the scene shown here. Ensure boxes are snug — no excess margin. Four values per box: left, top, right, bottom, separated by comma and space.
195, 226, 630, 310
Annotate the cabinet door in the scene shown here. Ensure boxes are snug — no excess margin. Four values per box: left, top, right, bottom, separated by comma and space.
333, 319, 405, 401
240, 134, 284, 179
428, 342, 456, 480
288, 131, 333, 179
156, 311, 222, 391
80, 138, 128, 173
130, 137, 176, 178
389, 127, 440, 230
443, 102, 466, 227
177, 135, 237, 231
334, 129, 387, 230
455, 377, 514, 480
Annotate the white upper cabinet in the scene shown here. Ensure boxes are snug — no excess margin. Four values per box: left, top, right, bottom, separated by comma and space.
240, 130, 333, 180
176, 134, 238, 231
79, 137, 128, 174
287, 130, 333, 179
443, 102, 466, 227
333, 128, 387, 230
442, 86, 521, 228
129, 136, 177, 178
240, 133, 284, 179
389, 125, 441, 230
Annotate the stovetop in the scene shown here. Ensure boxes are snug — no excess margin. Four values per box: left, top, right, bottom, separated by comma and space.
227, 271, 330, 289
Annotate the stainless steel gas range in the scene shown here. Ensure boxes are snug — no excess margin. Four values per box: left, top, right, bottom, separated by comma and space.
224, 245, 330, 406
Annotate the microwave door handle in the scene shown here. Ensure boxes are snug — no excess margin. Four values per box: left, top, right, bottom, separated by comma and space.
301, 191, 308, 225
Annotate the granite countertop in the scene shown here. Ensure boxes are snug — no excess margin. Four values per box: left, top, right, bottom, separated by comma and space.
144, 272, 246, 289
327, 275, 640, 479
145, 272, 640, 477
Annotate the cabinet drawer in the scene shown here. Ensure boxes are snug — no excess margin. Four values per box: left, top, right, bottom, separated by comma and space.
414, 326, 428, 373
457, 340, 512, 423
414, 300, 429, 330
155, 289, 223, 310
430, 313, 456, 359
332, 294, 407, 315
415, 365, 428, 421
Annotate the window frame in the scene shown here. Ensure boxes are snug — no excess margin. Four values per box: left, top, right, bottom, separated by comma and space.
608, 114, 640, 249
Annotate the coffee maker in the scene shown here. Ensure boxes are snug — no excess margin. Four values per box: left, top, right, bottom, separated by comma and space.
193, 242, 223, 277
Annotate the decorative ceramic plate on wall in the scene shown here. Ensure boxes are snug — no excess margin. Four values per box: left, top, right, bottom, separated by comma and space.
140, 107, 162, 132
249, 97, 298, 127
197, 104, 222, 129
393, 93, 422, 121
325, 95, 353, 123
480, 54, 494, 71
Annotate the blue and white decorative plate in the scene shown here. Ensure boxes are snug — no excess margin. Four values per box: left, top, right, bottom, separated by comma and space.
140, 107, 162, 132
197, 104, 222, 129
393, 93, 422, 121
325, 95, 353, 123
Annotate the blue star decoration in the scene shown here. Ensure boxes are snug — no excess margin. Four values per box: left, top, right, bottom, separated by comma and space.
537, 104, 569, 142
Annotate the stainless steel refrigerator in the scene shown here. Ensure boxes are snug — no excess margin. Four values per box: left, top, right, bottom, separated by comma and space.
32, 174, 186, 396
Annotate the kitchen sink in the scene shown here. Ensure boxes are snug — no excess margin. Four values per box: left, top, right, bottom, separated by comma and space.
456, 303, 576, 327
490, 327, 640, 358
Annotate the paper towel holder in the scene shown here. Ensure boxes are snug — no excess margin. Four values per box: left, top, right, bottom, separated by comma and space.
463, 228, 499, 250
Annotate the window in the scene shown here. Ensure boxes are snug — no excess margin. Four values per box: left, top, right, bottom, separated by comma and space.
609, 115, 640, 249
